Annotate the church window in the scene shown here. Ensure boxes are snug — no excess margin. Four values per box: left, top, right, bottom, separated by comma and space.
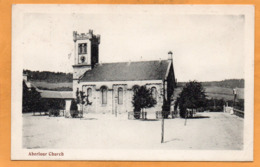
118, 87, 123, 104
87, 88, 92, 97
78, 44, 82, 54
101, 87, 107, 104
78, 43, 87, 54
151, 87, 157, 100
82, 43, 87, 54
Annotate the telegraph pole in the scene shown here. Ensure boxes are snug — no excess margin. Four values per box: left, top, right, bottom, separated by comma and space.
233, 88, 237, 108
161, 116, 164, 143
161, 51, 173, 143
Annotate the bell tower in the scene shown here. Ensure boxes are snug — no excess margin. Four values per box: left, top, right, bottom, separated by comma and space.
72, 30, 100, 79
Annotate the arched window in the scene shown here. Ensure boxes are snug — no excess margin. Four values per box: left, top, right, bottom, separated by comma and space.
82, 43, 87, 54
82, 44, 85, 53
151, 87, 157, 100
101, 86, 107, 104
118, 87, 123, 104
78, 44, 82, 54
87, 88, 92, 97
78, 43, 87, 54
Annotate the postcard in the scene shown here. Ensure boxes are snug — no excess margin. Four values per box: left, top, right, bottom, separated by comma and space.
11, 4, 254, 161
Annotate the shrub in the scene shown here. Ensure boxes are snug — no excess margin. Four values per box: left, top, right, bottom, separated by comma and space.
132, 86, 157, 119
70, 99, 78, 110
70, 99, 79, 118
204, 99, 225, 112
49, 109, 60, 117
162, 102, 170, 118
70, 110, 79, 118
177, 81, 207, 118
133, 110, 141, 119
234, 99, 244, 111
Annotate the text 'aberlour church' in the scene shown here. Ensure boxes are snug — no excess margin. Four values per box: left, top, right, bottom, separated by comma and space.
72, 30, 176, 115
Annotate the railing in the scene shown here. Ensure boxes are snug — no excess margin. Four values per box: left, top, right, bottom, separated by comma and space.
233, 108, 244, 118
128, 111, 178, 120
156, 111, 178, 119
32, 111, 48, 116
128, 111, 147, 119
128, 111, 139, 119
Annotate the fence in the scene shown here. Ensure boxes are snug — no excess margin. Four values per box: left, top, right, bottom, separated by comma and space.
233, 108, 244, 118
128, 111, 145, 119
155, 111, 179, 119
224, 106, 244, 118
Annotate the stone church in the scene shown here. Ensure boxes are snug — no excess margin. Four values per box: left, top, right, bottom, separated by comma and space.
72, 30, 176, 115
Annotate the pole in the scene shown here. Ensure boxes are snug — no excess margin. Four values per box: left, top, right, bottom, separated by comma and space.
81, 103, 83, 118
233, 88, 237, 108
214, 99, 216, 111
161, 79, 165, 143
115, 98, 117, 117
74, 41, 76, 65
161, 115, 164, 143
184, 110, 187, 126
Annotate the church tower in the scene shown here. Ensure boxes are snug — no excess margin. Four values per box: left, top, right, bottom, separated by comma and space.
72, 30, 100, 79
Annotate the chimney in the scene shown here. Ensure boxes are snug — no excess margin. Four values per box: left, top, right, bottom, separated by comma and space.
168, 51, 173, 61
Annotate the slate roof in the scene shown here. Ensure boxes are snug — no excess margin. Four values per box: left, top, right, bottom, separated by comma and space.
39, 90, 73, 99
80, 60, 171, 82
23, 79, 73, 99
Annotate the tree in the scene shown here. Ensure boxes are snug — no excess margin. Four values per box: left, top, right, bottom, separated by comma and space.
70, 99, 79, 118
75, 88, 86, 117
74, 88, 92, 118
132, 86, 157, 119
22, 81, 42, 113
177, 81, 206, 118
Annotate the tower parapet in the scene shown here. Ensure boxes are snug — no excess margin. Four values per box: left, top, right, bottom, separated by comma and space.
73, 30, 100, 44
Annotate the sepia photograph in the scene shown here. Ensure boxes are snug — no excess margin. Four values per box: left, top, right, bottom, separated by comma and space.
11, 5, 254, 161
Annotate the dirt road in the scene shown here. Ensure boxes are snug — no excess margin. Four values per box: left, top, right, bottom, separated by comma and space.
23, 112, 243, 150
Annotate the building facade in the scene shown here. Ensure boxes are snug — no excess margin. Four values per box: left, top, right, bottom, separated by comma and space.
72, 30, 176, 115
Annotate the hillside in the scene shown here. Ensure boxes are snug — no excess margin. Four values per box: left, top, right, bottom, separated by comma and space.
176, 79, 244, 100
173, 86, 244, 101
23, 70, 244, 100
31, 81, 73, 91
178, 79, 244, 88
23, 69, 73, 83
23, 70, 73, 91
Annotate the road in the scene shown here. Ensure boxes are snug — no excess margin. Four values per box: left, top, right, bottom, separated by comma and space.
23, 112, 243, 150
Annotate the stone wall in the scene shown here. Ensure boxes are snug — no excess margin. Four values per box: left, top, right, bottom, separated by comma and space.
75, 80, 164, 115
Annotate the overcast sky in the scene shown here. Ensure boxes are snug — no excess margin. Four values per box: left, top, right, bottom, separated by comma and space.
17, 5, 246, 82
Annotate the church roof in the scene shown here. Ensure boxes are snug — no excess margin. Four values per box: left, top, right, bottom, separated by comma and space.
80, 60, 171, 82
39, 90, 73, 99
23, 80, 73, 99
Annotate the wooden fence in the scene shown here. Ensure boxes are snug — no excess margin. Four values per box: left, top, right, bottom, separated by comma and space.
233, 108, 244, 118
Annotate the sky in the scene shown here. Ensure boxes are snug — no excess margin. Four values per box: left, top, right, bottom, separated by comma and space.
17, 5, 246, 82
